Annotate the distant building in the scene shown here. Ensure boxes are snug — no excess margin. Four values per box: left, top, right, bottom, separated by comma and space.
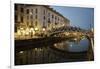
15, 4, 70, 35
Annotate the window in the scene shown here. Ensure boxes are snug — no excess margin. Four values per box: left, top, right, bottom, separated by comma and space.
55, 22, 57, 25
55, 16, 57, 20
48, 18, 50, 23
27, 22, 29, 26
35, 21, 37, 26
48, 13, 50, 17
58, 17, 59, 21
31, 21, 33, 26
48, 23, 50, 27
21, 7, 24, 13
58, 17, 59, 23
31, 9, 33, 13
31, 15, 33, 19
43, 22, 45, 26
35, 8, 38, 13
35, 15, 37, 19
26, 9, 29, 14
44, 10, 45, 15
43, 16, 45, 20
27, 16, 29, 20
52, 14, 54, 18
21, 16, 23, 23
43, 21, 45, 27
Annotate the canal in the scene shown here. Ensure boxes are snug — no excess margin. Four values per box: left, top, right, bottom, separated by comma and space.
15, 37, 94, 65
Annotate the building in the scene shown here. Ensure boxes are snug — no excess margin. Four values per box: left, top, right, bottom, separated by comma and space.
15, 4, 70, 36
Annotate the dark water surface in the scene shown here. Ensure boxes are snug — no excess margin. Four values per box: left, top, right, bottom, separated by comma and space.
15, 38, 93, 65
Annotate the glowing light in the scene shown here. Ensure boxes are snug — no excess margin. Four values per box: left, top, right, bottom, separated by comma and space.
66, 32, 69, 36
30, 28, 34, 31
39, 48, 43, 51
25, 31, 29, 35
54, 44, 57, 47
25, 28, 30, 35
29, 28, 34, 32
20, 28, 23, 30
74, 38, 77, 41
62, 24, 65, 26
42, 28, 46, 31
17, 30, 21, 35
91, 28, 94, 32
35, 48, 37, 51
34, 27, 38, 31
73, 32, 77, 35
30, 12, 32, 15
70, 44, 72, 47
19, 51, 24, 54
22, 30, 25, 35
32, 30, 35, 35
26, 28, 29, 31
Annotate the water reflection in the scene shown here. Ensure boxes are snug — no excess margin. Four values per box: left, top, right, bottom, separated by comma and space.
15, 37, 92, 65
54, 38, 89, 52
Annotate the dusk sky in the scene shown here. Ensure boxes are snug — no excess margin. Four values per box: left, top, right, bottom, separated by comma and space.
50, 6, 94, 30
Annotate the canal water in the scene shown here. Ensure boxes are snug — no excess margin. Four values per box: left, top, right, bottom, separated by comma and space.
15, 37, 93, 65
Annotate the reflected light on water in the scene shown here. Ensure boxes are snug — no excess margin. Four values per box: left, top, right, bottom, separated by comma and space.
19, 51, 24, 54
74, 38, 77, 41
15, 36, 92, 65
70, 44, 72, 47
54, 44, 57, 47
35, 48, 38, 51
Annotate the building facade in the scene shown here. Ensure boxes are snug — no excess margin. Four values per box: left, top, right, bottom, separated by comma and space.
15, 4, 70, 36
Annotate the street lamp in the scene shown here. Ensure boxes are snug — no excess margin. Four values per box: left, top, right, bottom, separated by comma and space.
34, 27, 38, 31
42, 28, 46, 32
30, 28, 34, 32
25, 31, 29, 35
